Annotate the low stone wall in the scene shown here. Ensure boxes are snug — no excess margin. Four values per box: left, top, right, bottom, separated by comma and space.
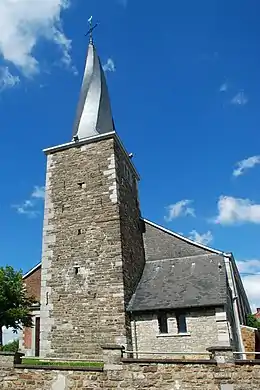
241, 325, 259, 359
0, 347, 260, 389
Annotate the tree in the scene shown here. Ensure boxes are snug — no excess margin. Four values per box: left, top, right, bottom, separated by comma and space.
0, 266, 36, 349
246, 314, 260, 330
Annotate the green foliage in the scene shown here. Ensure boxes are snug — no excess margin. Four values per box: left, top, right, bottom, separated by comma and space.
246, 314, 260, 330
2, 339, 19, 352
22, 358, 103, 368
0, 266, 36, 346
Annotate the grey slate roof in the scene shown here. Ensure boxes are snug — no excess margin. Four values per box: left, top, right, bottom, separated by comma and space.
127, 253, 228, 312
143, 221, 219, 261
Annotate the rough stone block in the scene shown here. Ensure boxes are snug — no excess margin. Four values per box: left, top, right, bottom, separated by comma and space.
220, 385, 234, 390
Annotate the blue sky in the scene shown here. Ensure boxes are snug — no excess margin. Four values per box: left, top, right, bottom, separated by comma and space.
0, 0, 260, 315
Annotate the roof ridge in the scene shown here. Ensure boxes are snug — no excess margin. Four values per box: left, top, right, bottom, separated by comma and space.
142, 218, 230, 256
23, 262, 41, 279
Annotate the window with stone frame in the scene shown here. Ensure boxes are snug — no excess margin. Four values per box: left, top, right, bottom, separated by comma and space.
176, 312, 187, 334
158, 312, 168, 334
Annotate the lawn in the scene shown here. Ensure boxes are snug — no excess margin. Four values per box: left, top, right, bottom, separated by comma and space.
21, 358, 104, 368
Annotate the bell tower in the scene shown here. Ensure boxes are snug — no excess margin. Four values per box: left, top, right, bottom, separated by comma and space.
39, 30, 145, 359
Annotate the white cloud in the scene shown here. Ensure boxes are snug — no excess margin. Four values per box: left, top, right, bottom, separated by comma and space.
214, 196, 260, 225
12, 185, 45, 217
237, 259, 260, 275
237, 260, 260, 312
164, 200, 195, 222
189, 230, 213, 245
102, 58, 116, 73
13, 199, 38, 218
231, 91, 248, 106
32, 186, 45, 199
0, 0, 72, 76
233, 155, 260, 177
0, 66, 20, 91
219, 83, 227, 92
241, 275, 260, 313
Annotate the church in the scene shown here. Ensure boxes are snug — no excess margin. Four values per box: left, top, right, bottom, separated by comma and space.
20, 33, 251, 360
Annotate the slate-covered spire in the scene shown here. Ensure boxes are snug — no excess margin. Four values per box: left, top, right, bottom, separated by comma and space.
72, 37, 114, 141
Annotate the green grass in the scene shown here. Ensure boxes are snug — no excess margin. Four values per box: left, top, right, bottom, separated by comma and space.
21, 358, 103, 368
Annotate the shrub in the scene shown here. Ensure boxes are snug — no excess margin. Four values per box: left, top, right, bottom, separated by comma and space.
1, 339, 19, 353
246, 314, 260, 330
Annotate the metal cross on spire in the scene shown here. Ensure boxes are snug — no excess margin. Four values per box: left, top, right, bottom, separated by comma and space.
85, 16, 98, 43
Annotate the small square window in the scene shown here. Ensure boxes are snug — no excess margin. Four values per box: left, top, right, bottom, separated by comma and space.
158, 312, 168, 334
78, 182, 85, 189
176, 313, 187, 333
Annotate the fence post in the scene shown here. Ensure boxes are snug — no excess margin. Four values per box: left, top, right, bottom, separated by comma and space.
102, 344, 125, 370
207, 346, 234, 364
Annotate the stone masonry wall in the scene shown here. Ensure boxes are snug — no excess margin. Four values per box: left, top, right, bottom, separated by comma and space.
115, 142, 145, 304
241, 326, 257, 359
114, 142, 145, 347
1, 361, 260, 389
40, 136, 144, 359
131, 308, 232, 358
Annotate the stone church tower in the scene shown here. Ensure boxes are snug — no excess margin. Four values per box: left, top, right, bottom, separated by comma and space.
40, 37, 145, 359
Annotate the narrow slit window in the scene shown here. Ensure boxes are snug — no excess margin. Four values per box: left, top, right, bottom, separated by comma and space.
158, 312, 168, 334
176, 313, 187, 334
73, 263, 80, 275
78, 182, 85, 189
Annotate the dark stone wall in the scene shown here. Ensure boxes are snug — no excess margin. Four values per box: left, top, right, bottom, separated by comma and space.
115, 142, 145, 348
115, 142, 145, 305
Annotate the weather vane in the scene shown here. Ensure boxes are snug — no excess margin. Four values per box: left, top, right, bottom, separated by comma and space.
85, 16, 98, 43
